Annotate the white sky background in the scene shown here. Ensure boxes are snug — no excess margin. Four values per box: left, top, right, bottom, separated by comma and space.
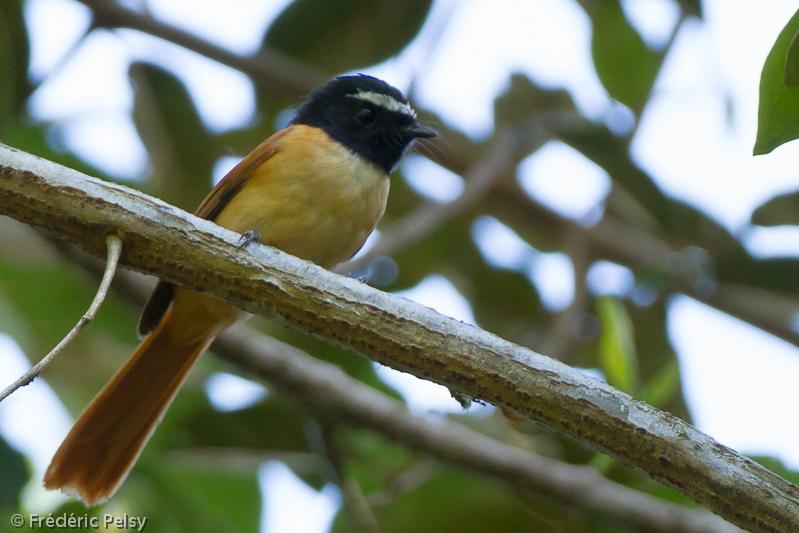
3, 0, 799, 531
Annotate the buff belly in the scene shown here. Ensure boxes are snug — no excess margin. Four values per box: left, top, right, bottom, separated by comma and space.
214, 125, 390, 269
169, 125, 390, 339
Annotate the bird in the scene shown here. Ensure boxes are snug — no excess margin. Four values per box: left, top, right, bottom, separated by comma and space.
44, 74, 436, 505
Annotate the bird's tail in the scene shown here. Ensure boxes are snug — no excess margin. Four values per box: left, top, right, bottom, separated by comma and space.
44, 305, 214, 505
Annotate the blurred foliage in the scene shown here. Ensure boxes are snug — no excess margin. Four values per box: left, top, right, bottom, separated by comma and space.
580, 0, 660, 113
596, 296, 637, 394
0, 436, 28, 508
0, 0, 29, 133
130, 62, 220, 210
1, 0, 799, 531
752, 190, 799, 226
264, 0, 433, 73
755, 8, 799, 154
333, 469, 561, 533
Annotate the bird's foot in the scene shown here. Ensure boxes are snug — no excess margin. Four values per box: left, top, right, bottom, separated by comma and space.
237, 230, 261, 249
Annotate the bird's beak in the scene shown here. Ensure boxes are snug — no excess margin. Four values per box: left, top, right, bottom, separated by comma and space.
405, 123, 438, 139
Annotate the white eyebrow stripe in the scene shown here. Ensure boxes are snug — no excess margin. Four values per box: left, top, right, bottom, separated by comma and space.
348, 90, 417, 118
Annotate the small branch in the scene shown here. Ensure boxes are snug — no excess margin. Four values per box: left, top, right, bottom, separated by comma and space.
487, 185, 799, 349
314, 421, 381, 533
366, 461, 438, 508
0, 234, 122, 402
76, 0, 325, 97
540, 230, 590, 362
0, 144, 794, 531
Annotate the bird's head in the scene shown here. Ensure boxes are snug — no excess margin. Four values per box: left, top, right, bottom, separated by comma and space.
293, 74, 437, 173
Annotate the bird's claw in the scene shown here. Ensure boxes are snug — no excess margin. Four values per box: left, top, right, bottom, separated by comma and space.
237, 230, 261, 249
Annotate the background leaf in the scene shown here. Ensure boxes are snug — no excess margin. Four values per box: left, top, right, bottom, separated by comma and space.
332, 470, 554, 533
596, 296, 638, 394
263, 0, 433, 73
0, 436, 29, 507
754, 8, 799, 154
130, 62, 219, 210
131, 459, 261, 533
0, 0, 30, 132
581, 0, 660, 113
784, 28, 799, 86
640, 359, 681, 408
751, 190, 799, 226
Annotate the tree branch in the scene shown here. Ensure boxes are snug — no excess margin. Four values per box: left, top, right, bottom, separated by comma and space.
1, 146, 797, 531
0, 233, 122, 402
77, 0, 326, 97
56, 241, 736, 533
216, 327, 737, 533
487, 185, 799, 349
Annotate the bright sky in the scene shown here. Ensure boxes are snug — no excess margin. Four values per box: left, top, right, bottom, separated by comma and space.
3, 0, 799, 531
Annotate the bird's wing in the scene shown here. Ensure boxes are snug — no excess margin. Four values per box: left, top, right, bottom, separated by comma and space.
138, 127, 290, 336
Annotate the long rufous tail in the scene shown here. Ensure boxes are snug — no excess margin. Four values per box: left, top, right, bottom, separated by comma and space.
44, 305, 216, 505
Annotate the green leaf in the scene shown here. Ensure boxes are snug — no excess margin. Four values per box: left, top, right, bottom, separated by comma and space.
48, 500, 106, 533
784, 28, 799, 86
640, 359, 680, 408
717, 256, 799, 295
333, 470, 551, 533
751, 190, 799, 226
263, 0, 433, 73
596, 296, 638, 393
582, 0, 660, 112
131, 458, 261, 533
130, 62, 218, 209
165, 393, 311, 453
156, 386, 330, 489
754, 8, 799, 154
0, 435, 29, 507
0, 0, 30, 132
619, 304, 689, 419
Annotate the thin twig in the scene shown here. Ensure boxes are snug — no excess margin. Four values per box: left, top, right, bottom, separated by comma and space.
0, 234, 123, 403
367, 460, 438, 508
76, 0, 325, 97
314, 421, 381, 533
540, 230, 590, 362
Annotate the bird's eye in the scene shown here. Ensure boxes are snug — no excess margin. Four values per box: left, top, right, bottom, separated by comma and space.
356, 106, 376, 125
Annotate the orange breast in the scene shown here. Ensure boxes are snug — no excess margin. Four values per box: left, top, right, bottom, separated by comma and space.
213, 125, 390, 268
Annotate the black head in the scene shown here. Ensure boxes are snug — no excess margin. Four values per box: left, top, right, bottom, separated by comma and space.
292, 74, 436, 173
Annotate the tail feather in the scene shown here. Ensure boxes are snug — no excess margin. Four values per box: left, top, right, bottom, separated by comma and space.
44, 307, 214, 505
